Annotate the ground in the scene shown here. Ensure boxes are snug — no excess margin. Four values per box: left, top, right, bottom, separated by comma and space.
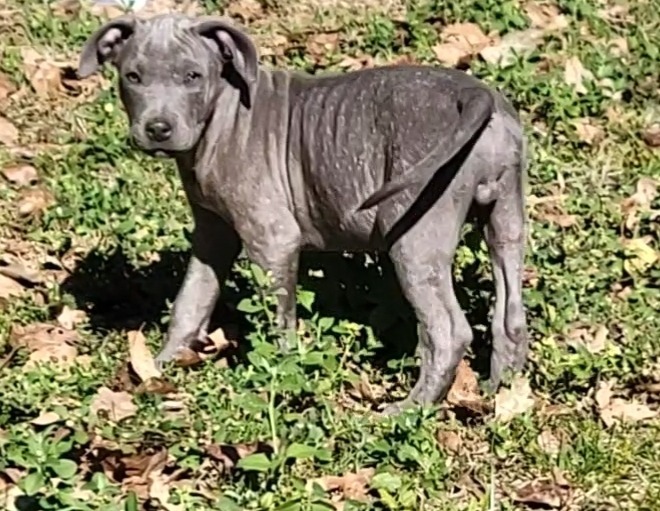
0, 0, 659, 510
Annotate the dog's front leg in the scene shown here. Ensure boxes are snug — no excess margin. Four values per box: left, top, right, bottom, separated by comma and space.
156, 205, 241, 366
242, 209, 302, 351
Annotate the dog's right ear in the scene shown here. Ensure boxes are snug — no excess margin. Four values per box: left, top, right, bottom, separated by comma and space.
78, 16, 137, 78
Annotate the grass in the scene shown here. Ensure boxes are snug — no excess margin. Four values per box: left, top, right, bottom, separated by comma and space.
0, 0, 659, 510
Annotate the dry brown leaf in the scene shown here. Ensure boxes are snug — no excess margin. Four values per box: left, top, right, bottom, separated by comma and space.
1, 164, 39, 187
17, 187, 54, 218
571, 118, 605, 146
436, 429, 463, 455
620, 177, 659, 230
0, 274, 24, 299
537, 429, 561, 456
446, 359, 491, 415
642, 123, 660, 148
337, 55, 375, 71
20, 48, 63, 99
135, 377, 177, 396
347, 371, 384, 403
622, 236, 659, 275
207, 327, 232, 352
544, 213, 577, 228
495, 375, 535, 422
25, 343, 78, 370
0, 72, 17, 100
480, 28, 545, 67
524, 1, 569, 31
0, 261, 43, 286
30, 411, 62, 426
225, 0, 264, 22
609, 37, 629, 57
306, 32, 341, 64
172, 347, 203, 367
56, 306, 88, 330
563, 56, 593, 94
0, 116, 19, 146
90, 386, 137, 423
51, 0, 83, 19
10, 322, 79, 351
566, 325, 609, 354
128, 330, 162, 382
433, 22, 491, 67
205, 441, 274, 475
512, 477, 571, 508
311, 468, 375, 504
595, 380, 657, 427
149, 472, 184, 511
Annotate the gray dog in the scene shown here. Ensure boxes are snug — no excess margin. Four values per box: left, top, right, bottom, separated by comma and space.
78, 13, 528, 414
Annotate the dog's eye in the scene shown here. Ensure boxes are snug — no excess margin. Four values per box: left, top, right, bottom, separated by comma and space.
125, 71, 141, 84
184, 71, 202, 84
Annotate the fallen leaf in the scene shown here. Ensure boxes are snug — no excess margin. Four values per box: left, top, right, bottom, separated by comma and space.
207, 327, 232, 352
25, 343, 78, 370
543, 213, 577, 228
436, 429, 463, 455
205, 441, 274, 475
641, 123, 660, 148
0, 72, 17, 100
622, 236, 659, 275
495, 375, 535, 422
571, 118, 605, 146
537, 429, 561, 455
225, 0, 264, 22
135, 377, 177, 396
0, 274, 24, 299
30, 411, 61, 426
524, 1, 569, 31
563, 56, 593, 94
433, 22, 491, 67
128, 330, 162, 382
51, 0, 83, 18
149, 472, 184, 511
595, 380, 657, 427
512, 477, 570, 509
172, 347, 203, 367
0, 261, 43, 285
56, 306, 87, 330
446, 359, 491, 415
479, 28, 545, 67
621, 177, 659, 230
566, 325, 609, 354
347, 371, 384, 402
1, 163, 39, 187
10, 322, 79, 351
20, 47, 63, 99
17, 187, 54, 218
608, 37, 629, 57
337, 55, 375, 71
0, 116, 19, 146
306, 32, 340, 65
90, 387, 137, 423
310, 468, 375, 504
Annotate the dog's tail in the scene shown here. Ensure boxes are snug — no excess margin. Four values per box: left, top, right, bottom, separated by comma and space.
357, 87, 495, 211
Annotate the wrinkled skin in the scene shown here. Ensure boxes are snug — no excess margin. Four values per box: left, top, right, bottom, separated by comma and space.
78, 14, 529, 415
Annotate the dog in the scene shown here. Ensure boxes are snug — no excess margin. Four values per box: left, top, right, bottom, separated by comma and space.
78, 13, 529, 415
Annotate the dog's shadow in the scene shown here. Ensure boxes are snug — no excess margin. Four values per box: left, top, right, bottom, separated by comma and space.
60, 239, 494, 378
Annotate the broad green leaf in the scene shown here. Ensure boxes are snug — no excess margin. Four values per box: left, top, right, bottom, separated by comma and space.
372, 472, 403, 492
237, 453, 272, 472
21, 472, 45, 496
284, 443, 317, 460
49, 458, 78, 479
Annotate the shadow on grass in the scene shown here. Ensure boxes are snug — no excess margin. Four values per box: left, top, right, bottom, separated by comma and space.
60, 237, 494, 379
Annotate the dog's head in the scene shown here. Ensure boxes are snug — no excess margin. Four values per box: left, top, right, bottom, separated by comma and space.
78, 14, 258, 156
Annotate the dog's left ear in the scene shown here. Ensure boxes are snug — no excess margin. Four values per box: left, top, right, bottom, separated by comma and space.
193, 17, 259, 103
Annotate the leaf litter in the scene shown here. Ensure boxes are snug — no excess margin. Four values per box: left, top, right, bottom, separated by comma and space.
495, 375, 535, 422
595, 380, 657, 428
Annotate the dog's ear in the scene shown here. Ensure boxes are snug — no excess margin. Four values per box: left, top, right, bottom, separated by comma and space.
193, 17, 259, 100
78, 16, 137, 78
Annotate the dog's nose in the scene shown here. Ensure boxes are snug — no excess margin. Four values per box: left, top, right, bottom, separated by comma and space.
145, 119, 172, 142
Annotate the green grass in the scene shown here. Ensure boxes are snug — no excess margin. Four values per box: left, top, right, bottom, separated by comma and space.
1, 0, 659, 510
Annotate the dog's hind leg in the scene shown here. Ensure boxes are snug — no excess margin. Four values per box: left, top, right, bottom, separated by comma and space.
381, 203, 473, 415
484, 154, 528, 390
